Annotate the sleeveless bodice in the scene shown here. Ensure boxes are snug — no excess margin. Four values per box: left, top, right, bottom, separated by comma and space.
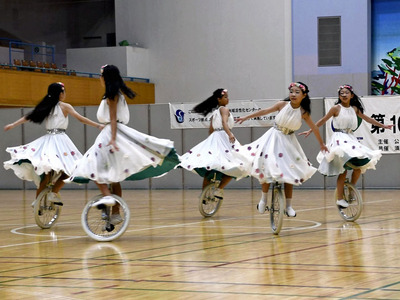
211, 107, 234, 130
274, 102, 302, 131
97, 93, 130, 124
45, 103, 68, 130
332, 105, 358, 130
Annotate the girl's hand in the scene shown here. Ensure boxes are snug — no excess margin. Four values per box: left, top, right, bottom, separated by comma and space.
235, 117, 247, 124
98, 124, 105, 130
383, 124, 394, 130
4, 124, 13, 131
320, 144, 329, 153
228, 134, 236, 143
107, 139, 119, 152
298, 129, 312, 137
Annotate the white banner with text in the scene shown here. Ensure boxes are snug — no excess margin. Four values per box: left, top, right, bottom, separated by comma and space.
169, 99, 278, 129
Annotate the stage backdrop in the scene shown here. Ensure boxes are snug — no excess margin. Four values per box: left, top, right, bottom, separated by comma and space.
324, 96, 400, 154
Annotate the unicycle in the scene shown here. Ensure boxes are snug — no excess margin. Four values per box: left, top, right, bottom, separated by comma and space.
81, 194, 130, 241
198, 174, 222, 217
269, 182, 285, 235
334, 179, 363, 222
32, 171, 63, 229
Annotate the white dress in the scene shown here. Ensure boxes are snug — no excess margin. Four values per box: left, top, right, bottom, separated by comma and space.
240, 101, 316, 185
179, 107, 249, 180
317, 105, 381, 176
67, 94, 179, 184
4, 103, 83, 187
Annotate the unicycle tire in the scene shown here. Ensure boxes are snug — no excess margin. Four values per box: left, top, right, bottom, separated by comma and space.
335, 182, 363, 222
33, 188, 62, 229
198, 183, 223, 217
81, 194, 130, 242
270, 184, 285, 235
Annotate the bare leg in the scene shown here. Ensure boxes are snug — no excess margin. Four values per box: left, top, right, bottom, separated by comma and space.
37, 173, 51, 197
284, 183, 296, 217
202, 177, 210, 189
350, 169, 361, 186
110, 182, 122, 197
336, 171, 347, 200
284, 183, 293, 199
52, 172, 68, 193
218, 175, 232, 189
110, 182, 122, 214
96, 182, 112, 196
261, 182, 270, 193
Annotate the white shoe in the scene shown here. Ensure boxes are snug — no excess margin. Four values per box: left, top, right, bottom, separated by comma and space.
257, 200, 267, 214
47, 192, 63, 206
110, 214, 123, 225
285, 206, 296, 217
336, 199, 349, 208
214, 188, 224, 199
95, 195, 116, 207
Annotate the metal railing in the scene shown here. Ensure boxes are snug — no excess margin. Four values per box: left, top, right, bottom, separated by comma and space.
0, 62, 150, 83
8, 41, 55, 65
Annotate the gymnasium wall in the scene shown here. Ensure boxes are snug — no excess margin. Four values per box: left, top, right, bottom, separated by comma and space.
292, 0, 371, 97
0, 0, 115, 67
1, 99, 398, 190
115, 0, 293, 104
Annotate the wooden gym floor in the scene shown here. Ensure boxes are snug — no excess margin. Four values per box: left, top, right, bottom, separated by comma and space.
0, 188, 399, 299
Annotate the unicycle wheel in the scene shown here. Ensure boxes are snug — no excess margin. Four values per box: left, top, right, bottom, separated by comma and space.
33, 188, 62, 229
335, 182, 363, 222
270, 184, 285, 235
81, 194, 130, 242
198, 183, 223, 217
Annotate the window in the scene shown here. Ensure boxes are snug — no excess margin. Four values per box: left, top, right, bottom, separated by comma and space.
318, 16, 341, 66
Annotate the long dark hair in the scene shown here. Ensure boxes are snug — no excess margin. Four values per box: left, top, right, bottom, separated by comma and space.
285, 81, 311, 114
193, 88, 226, 116
25, 82, 64, 124
101, 64, 136, 100
336, 84, 364, 113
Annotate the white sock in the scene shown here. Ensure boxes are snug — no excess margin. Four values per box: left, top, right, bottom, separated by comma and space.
260, 192, 268, 202
286, 197, 292, 209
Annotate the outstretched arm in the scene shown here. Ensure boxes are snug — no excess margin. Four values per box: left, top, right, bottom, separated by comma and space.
303, 112, 329, 153
299, 105, 339, 137
235, 101, 284, 124
61, 102, 104, 130
357, 109, 394, 130
4, 116, 28, 131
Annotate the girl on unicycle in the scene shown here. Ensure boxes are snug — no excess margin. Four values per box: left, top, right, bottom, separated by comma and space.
4, 82, 103, 204
67, 65, 180, 226
179, 89, 250, 214
301, 84, 393, 208
236, 82, 328, 217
